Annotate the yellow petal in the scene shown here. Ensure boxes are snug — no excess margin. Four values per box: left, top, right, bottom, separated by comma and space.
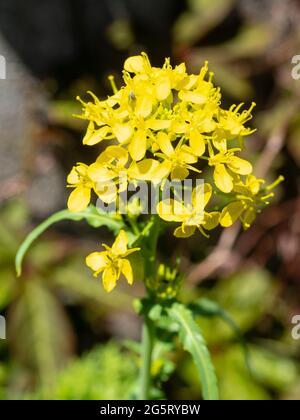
155, 76, 171, 100
95, 181, 118, 204
157, 199, 190, 222
179, 145, 198, 164
212, 135, 227, 153
67, 164, 88, 185
178, 90, 207, 105
123, 247, 140, 257
178, 74, 198, 90
128, 130, 147, 161
124, 55, 146, 73
98, 145, 128, 166
129, 159, 169, 182
67, 186, 91, 212
111, 230, 128, 256
247, 175, 261, 195
67, 167, 80, 185
128, 160, 156, 181
156, 132, 174, 156
171, 166, 189, 180
146, 119, 171, 130
189, 130, 205, 156
120, 259, 133, 285
86, 252, 109, 272
227, 156, 252, 175
171, 120, 187, 134
151, 161, 172, 182
192, 183, 212, 209
174, 225, 196, 238
113, 124, 133, 143
202, 212, 220, 230
83, 124, 109, 146
135, 96, 152, 118
214, 164, 233, 193
102, 266, 118, 293
220, 201, 244, 227
88, 164, 115, 182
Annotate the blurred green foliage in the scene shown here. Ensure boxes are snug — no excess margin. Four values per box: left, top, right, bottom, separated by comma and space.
28, 343, 137, 400
0, 200, 134, 397
1, 0, 300, 400
176, 268, 300, 400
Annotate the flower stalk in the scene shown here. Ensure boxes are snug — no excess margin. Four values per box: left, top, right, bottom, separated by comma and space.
139, 313, 154, 400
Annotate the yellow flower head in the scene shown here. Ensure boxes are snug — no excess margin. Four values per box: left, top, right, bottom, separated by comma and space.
86, 230, 140, 292
67, 52, 279, 239
220, 175, 284, 229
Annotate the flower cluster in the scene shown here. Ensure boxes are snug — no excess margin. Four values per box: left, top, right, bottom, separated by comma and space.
67, 53, 281, 291
67, 53, 256, 213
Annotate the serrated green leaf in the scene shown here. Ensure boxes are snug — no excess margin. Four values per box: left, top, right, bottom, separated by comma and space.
167, 302, 218, 400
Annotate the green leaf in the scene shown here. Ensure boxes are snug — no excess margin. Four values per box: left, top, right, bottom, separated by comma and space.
189, 298, 252, 374
196, 268, 274, 344
83, 205, 124, 231
167, 302, 218, 400
15, 206, 125, 277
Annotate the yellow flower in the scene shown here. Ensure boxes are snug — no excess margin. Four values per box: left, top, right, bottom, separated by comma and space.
172, 103, 217, 157
76, 94, 116, 146
68, 53, 268, 240
126, 116, 171, 161
157, 183, 219, 237
124, 53, 188, 101
217, 102, 256, 137
128, 158, 170, 183
178, 61, 221, 106
208, 149, 252, 193
67, 163, 94, 212
220, 175, 284, 229
124, 53, 151, 74
88, 145, 128, 203
212, 102, 256, 153
154, 132, 199, 180
121, 72, 157, 118
86, 230, 140, 292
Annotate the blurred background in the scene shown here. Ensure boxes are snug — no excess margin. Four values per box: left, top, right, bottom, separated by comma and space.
0, 0, 300, 400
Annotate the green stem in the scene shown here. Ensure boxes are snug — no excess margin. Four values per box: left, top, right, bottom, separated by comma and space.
127, 216, 140, 236
139, 315, 154, 400
138, 215, 160, 400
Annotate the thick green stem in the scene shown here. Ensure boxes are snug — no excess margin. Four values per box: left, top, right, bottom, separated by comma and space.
139, 315, 154, 400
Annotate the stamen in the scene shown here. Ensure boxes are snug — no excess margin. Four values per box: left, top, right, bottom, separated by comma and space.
265, 175, 284, 191
108, 75, 118, 94
199, 61, 208, 80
